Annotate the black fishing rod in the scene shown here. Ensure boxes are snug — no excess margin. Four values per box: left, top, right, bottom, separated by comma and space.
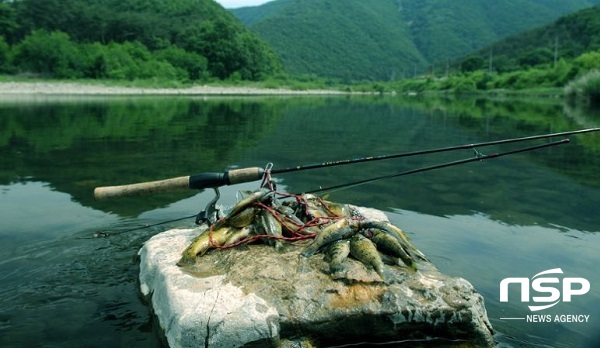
93, 138, 572, 230
94, 128, 598, 200
304, 138, 570, 195
273, 128, 598, 174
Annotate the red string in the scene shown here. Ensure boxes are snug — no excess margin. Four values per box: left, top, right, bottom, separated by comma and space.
206, 190, 365, 251
207, 191, 336, 250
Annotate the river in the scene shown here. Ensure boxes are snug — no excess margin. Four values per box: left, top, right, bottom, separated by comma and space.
0, 94, 598, 347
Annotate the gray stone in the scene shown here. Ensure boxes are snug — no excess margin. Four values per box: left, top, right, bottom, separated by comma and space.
139, 207, 494, 347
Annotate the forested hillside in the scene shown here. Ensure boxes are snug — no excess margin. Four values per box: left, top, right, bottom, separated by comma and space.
0, 0, 281, 81
1, 0, 598, 84
233, 0, 600, 81
458, 6, 600, 73
383, 6, 600, 102
237, 0, 426, 82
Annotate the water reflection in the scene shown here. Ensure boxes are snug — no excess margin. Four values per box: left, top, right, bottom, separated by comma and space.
0, 96, 287, 215
1, 95, 599, 226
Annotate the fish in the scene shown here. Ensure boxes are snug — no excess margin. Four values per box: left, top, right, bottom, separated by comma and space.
301, 194, 330, 220
177, 225, 235, 266
301, 218, 356, 257
322, 200, 352, 217
273, 203, 301, 223
273, 208, 318, 236
227, 188, 272, 218
224, 225, 254, 245
274, 210, 303, 235
361, 220, 428, 261
325, 239, 350, 273
259, 209, 284, 251
370, 230, 416, 270
225, 206, 255, 228
349, 234, 385, 278
381, 222, 428, 261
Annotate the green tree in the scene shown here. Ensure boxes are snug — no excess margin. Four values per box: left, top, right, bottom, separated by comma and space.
235, 32, 282, 80
517, 48, 553, 68
5, 0, 280, 81
99, 41, 183, 81
79, 42, 109, 78
572, 50, 600, 71
0, 2, 18, 39
13, 29, 83, 78
102, 41, 152, 80
198, 19, 240, 79
454, 77, 477, 92
0, 35, 9, 72
461, 56, 484, 72
155, 46, 208, 81
565, 69, 600, 106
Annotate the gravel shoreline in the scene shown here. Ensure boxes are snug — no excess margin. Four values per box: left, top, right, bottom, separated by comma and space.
0, 81, 348, 96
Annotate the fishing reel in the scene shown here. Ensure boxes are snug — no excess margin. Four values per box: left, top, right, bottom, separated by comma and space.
194, 187, 223, 225
194, 163, 276, 225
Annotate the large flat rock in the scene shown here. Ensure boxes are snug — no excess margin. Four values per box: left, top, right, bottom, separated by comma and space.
139, 208, 494, 347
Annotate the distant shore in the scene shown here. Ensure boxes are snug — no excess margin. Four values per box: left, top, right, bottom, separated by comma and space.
0, 81, 349, 96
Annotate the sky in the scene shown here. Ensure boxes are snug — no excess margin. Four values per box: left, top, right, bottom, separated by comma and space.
214, 0, 275, 9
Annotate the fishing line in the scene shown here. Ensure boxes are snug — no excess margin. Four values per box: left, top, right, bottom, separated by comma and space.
92, 214, 197, 238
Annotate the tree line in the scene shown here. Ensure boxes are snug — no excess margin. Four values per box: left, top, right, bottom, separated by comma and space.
0, 0, 282, 81
379, 50, 600, 107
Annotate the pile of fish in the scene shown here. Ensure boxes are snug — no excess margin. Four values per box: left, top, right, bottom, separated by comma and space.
177, 188, 427, 279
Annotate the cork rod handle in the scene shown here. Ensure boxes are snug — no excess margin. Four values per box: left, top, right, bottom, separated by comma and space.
94, 176, 191, 200
94, 167, 265, 200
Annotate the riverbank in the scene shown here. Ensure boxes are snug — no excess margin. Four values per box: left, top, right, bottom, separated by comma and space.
0, 81, 350, 96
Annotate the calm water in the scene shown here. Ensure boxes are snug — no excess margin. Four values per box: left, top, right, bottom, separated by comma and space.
0, 94, 599, 347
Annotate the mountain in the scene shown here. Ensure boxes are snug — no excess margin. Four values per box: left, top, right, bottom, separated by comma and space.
234, 0, 426, 81
458, 5, 600, 73
232, 0, 600, 81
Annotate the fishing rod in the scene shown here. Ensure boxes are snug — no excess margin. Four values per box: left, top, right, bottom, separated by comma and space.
273, 127, 599, 174
94, 138, 572, 229
304, 138, 570, 195
93, 128, 598, 201
94, 128, 598, 199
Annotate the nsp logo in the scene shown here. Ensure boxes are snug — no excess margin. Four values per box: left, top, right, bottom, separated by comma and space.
500, 268, 590, 311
